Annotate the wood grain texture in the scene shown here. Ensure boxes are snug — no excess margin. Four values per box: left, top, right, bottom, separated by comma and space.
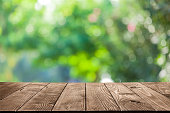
0, 83, 48, 111
31, 82, 49, 85
0, 82, 30, 100
0, 82, 16, 90
123, 82, 170, 111
52, 83, 85, 111
0, 82, 13, 86
86, 83, 120, 111
0, 82, 170, 111
105, 83, 154, 111
18, 83, 67, 111
142, 82, 170, 99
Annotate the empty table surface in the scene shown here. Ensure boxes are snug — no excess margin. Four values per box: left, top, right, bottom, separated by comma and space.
0, 82, 170, 111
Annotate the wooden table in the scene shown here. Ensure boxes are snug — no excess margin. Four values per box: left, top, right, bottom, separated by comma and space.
0, 82, 170, 112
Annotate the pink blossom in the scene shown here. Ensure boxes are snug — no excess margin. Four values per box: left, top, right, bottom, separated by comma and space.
88, 14, 97, 23
88, 8, 101, 23
127, 23, 136, 32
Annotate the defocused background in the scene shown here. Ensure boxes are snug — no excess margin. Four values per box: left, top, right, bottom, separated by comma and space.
0, 0, 169, 82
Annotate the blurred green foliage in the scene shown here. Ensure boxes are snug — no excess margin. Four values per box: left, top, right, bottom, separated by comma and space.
0, 0, 169, 82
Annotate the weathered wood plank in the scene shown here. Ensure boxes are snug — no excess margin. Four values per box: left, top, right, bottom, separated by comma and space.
123, 82, 170, 111
18, 83, 67, 111
31, 82, 49, 85
0, 82, 169, 111
142, 82, 170, 99
0, 83, 48, 111
105, 83, 154, 111
0, 82, 30, 100
0, 82, 16, 90
0, 82, 14, 86
86, 83, 120, 111
52, 83, 85, 111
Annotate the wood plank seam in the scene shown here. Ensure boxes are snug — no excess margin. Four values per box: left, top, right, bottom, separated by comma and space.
86, 83, 120, 111
52, 83, 85, 111
122, 83, 170, 111
0, 82, 31, 100
17, 83, 67, 111
140, 83, 167, 95
141, 82, 170, 99
104, 83, 121, 111
16, 83, 50, 111
121, 83, 156, 111
138, 83, 170, 100
51, 83, 68, 111
105, 83, 155, 111
1, 82, 170, 111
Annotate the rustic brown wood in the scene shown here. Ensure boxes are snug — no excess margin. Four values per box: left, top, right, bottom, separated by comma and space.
0, 82, 170, 111
0, 82, 13, 86
0, 82, 30, 100
86, 83, 120, 111
142, 82, 170, 99
123, 82, 170, 111
105, 83, 155, 111
31, 82, 49, 85
52, 83, 85, 111
0, 82, 16, 90
18, 83, 67, 111
0, 83, 48, 111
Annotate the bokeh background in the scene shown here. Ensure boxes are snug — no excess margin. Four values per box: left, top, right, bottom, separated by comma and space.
0, 0, 170, 82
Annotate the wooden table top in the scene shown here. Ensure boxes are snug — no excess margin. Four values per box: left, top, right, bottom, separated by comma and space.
0, 82, 170, 111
